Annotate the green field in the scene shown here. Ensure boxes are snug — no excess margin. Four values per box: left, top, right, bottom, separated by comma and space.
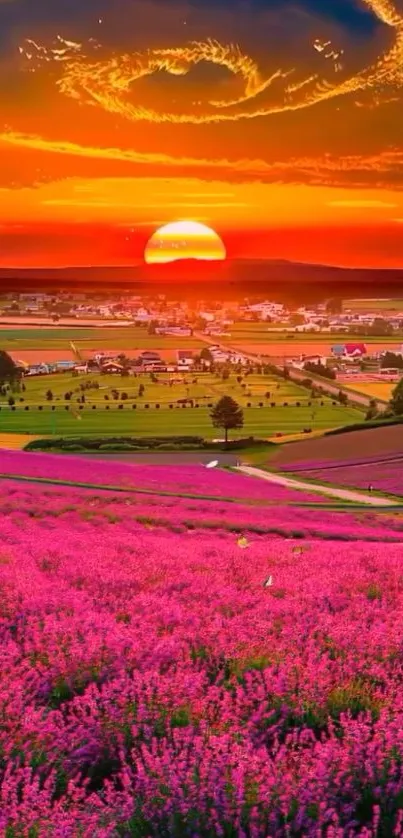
1, 324, 402, 355
211, 323, 403, 345
0, 327, 202, 352
0, 404, 361, 438
1, 370, 341, 408
0, 369, 362, 437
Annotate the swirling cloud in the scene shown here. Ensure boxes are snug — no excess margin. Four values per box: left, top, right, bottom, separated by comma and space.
18, 0, 403, 124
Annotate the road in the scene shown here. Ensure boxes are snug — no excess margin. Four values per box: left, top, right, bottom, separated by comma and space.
236, 465, 399, 506
79, 451, 239, 465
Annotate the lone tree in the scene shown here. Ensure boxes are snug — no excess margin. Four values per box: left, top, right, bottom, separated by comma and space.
390, 378, 403, 415
210, 395, 244, 444
0, 350, 19, 386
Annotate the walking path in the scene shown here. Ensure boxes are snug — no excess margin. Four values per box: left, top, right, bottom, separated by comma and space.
236, 465, 399, 506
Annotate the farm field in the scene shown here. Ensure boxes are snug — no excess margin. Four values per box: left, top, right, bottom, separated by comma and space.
2, 458, 403, 833
343, 298, 403, 312
0, 370, 361, 437
341, 378, 396, 400
0, 326, 203, 356
272, 423, 403, 469
221, 339, 403, 359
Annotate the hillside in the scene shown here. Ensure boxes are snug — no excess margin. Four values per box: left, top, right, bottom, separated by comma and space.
1, 453, 403, 833
272, 422, 403, 470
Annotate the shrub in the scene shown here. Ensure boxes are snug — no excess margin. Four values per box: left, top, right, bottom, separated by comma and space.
145, 404, 150, 409
8, 396, 15, 406
247, 402, 251, 408
259, 402, 264, 407
118, 404, 124, 410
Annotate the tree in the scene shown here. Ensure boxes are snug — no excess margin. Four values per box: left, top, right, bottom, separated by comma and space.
326, 298, 343, 314
210, 396, 244, 444
366, 399, 378, 421
138, 383, 145, 397
0, 350, 19, 385
46, 389, 53, 401
200, 348, 213, 365
381, 351, 403, 370
338, 390, 348, 406
390, 378, 403, 415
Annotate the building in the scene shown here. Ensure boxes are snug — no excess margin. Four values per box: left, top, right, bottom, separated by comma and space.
177, 351, 195, 370
100, 361, 125, 374
331, 343, 367, 358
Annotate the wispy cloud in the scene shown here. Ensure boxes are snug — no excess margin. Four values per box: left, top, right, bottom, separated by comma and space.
328, 199, 399, 208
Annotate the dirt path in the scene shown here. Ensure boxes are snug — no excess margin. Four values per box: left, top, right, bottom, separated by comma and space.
237, 465, 399, 506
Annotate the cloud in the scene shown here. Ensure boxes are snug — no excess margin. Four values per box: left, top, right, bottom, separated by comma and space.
328, 199, 398, 207
2, 128, 403, 190
17, 1, 403, 125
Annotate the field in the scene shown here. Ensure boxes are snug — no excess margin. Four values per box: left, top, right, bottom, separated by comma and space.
2, 454, 403, 833
0, 326, 202, 363
272, 422, 403, 468
0, 370, 362, 437
341, 378, 396, 400
343, 298, 403, 312
2, 323, 402, 366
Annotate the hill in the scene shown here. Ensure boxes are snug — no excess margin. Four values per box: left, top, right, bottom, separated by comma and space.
1, 452, 403, 833
2, 259, 403, 299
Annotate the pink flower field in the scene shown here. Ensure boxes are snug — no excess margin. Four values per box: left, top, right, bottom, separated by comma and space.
0, 450, 331, 504
1, 460, 403, 835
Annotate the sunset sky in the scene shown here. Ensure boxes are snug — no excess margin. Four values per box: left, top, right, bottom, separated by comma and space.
1, 0, 403, 268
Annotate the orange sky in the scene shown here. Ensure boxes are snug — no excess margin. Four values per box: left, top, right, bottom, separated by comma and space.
0, 0, 403, 268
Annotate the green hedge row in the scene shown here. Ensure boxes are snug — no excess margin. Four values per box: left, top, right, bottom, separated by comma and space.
325, 416, 402, 436
24, 435, 271, 453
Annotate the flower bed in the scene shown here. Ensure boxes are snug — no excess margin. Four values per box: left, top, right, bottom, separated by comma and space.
1, 475, 403, 833
0, 449, 330, 504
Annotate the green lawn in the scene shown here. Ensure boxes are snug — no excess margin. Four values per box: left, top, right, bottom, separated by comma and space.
0, 327, 203, 352
0, 403, 362, 438
0, 369, 363, 437
2, 371, 336, 408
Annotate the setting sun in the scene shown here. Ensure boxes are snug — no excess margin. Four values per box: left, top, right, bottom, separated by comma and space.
144, 221, 226, 265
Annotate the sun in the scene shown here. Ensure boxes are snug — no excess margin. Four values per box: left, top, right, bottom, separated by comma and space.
144, 221, 226, 264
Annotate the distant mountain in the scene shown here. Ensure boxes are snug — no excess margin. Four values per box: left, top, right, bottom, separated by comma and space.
0, 259, 403, 302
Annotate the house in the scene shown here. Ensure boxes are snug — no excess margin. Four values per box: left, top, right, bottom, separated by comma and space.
55, 360, 76, 371
100, 361, 125, 374
345, 343, 367, 357
332, 343, 366, 358
27, 364, 51, 376
138, 351, 163, 369
177, 351, 195, 369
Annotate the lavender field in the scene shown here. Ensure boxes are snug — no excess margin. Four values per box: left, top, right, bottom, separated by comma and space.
1, 456, 403, 835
